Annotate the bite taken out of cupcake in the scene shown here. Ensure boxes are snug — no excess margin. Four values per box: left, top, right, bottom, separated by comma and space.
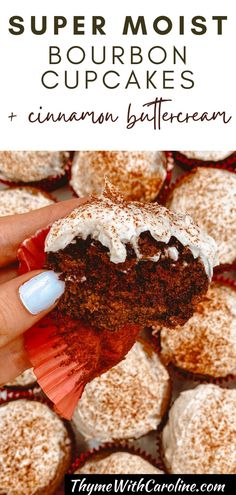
18, 181, 218, 419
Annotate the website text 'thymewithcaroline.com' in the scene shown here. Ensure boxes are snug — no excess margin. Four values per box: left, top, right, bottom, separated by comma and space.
68, 477, 227, 495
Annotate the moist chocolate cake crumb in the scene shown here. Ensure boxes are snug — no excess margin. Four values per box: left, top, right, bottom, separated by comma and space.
46, 232, 208, 330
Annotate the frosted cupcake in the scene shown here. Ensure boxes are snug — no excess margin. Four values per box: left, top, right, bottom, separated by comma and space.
0, 151, 70, 191
70, 151, 169, 201
0, 399, 72, 494
75, 451, 164, 474
19, 182, 217, 418
162, 384, 236, 474
167, 167, 236, 268
72, 341, 171, 441
0, 186, 54, 216
158, 281, 236, 380
173, 150, 236, 170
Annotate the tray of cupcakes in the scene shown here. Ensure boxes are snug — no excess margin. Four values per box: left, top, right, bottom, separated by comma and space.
0, 150, 235, 494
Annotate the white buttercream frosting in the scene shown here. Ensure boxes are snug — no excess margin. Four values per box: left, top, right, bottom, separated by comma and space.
70, 150, 167, 201
159, 282, 236, 378
0, 187, 54, 216
0, 400, 71, 494
0, 151, 69, 182
162, 384, 236, 474
167, 167, 236, 265
45, 181, 218, 278
76, 452, 164, 474
180, 151, 233, 161
72, 341, 170, 441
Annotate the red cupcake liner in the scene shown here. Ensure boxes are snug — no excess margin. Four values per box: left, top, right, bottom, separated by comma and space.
1, 378, 39, 392
17, 227, 140, 420
156, 151, 174, 205
0, 154, 72, 192
69, 441, 165, 474
164, 168, 236, 273
0, 387, 43, 405
70, 151, 174, 204
173, 151, 236, 173
152, 277, 236, 385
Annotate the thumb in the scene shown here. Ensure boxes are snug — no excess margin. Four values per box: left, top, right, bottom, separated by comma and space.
0, 270, 65, 348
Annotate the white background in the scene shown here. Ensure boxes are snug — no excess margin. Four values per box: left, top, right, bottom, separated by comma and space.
0, 0, 235, 150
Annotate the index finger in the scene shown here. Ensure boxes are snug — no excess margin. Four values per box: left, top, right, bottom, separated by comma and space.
0, 198, 86, 267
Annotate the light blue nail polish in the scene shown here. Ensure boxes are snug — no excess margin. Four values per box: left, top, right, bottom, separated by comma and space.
19, 271, 65, 315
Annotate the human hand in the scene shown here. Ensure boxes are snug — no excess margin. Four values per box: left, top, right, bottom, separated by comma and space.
0, 198, 84, 385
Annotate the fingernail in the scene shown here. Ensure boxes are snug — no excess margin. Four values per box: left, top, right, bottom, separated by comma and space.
19, 271, 65, 315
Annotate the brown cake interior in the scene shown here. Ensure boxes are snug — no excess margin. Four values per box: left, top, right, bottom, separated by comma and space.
46, 232, 208, 330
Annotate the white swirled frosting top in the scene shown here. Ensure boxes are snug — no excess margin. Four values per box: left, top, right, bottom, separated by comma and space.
45, 182, 218, 278
162, 384, 236, 474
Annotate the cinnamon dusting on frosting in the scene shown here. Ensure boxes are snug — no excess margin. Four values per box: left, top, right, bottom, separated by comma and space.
70, 151, 167, 201
162, 384, 236, 474
159, 282, 236, 378
0, 400, 71, 494
72, 341, 170, 441
0, 151, 69, 182
167, 167, 236, 265
76, 452, 164, 474
180, 151, 233, 161
0, 187, 54, 216
45, 181, 218, 278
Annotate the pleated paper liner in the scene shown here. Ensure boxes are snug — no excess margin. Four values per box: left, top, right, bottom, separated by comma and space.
70, 151, 174, 204
69, 441, 166, 474
17, 226, 140, 420
164, 167, 236, 274
0, 154, 72, 192
173, 151, 236, 173
152, 276, 236, 386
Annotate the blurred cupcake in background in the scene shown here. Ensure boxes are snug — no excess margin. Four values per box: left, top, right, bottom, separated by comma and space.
74, 450, 164, 475
0, 399, 72, 494
0, 186, 55, 216
162, 384, 236, 474
166, 167, 236, 269
70, 151, 169, 202
156, 280, 236, 381
0, 151, 70, 191
72, 341, 171, 442
173, 150, 236, 171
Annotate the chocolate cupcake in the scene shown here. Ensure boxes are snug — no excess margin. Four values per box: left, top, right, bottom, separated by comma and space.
162, 384, 236, 474
174, 150, 236, 171
70, 151, 169, 202
0, 399, 72, 494
46, 181, 217, 329
166, 167, 236, 269
72, 341, 170, 441
157, 281, 236, 380
5, 368, 37, 388
0, 151, 70, 191
19, 181, 217, 418
0, 186, 54, 216
75, 451, 164, 474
